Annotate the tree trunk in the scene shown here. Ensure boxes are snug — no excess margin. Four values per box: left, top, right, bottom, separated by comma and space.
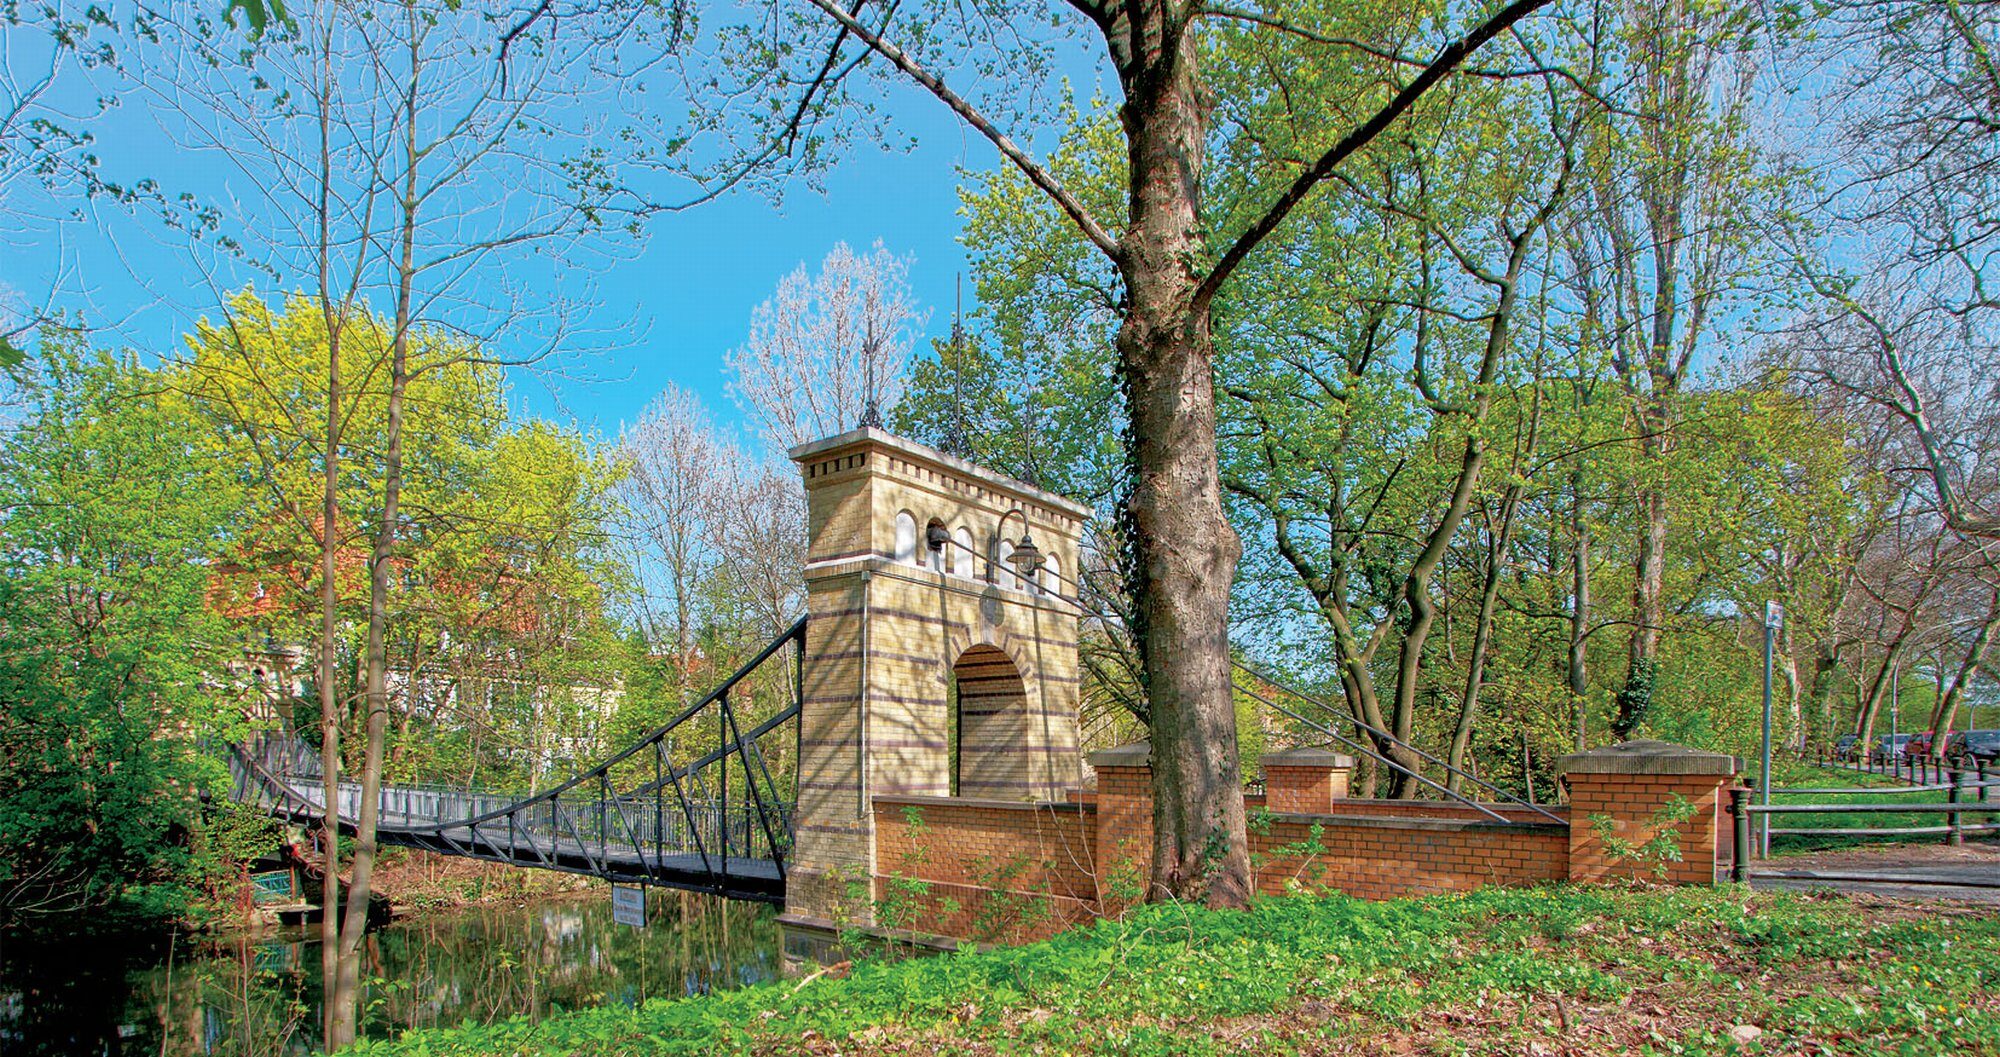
313, 17, 346, 1046
1809, 645, 1839, 751
1855, 637, 1909, 748
1568, 477, 1591, 750
1927, 587, 1999, 756
330, 16, 421, 1045
1114, 9, 1249, 908
1449, 483, 1522, 793
1615, 445, 1668, 740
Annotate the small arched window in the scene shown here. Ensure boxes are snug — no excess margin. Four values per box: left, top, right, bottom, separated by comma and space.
996, 538, 1019, 591
1041, 553, 1062, 597
893, 512, 919, 565
925, 518, 949, 572
951, 527, 975, 579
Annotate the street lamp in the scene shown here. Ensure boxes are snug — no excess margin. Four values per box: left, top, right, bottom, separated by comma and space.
995, 507, 1043, 586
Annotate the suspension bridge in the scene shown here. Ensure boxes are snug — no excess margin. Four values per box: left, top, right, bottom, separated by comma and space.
229, 619, 806, 904
228, 426, 1668, 941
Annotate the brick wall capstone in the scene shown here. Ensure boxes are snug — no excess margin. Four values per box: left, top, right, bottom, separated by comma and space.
1558, 739, 1740, 885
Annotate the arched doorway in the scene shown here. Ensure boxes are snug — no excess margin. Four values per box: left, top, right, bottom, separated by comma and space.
949, 645, 1032, 800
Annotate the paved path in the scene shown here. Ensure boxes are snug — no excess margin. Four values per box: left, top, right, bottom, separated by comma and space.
1747, 842, 2000, 904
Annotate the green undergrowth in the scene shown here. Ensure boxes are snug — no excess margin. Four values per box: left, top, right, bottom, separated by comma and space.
360, 885, 2000, 1057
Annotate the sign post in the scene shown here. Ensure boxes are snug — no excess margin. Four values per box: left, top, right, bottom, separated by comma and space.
1761, 601, 1782, 858
611, 884, 647, 928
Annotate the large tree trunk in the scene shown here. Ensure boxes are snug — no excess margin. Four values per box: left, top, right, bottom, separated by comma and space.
1615, 445, 1669, 740
1808, 645, 1840, 751
1114, 9, 1250, 908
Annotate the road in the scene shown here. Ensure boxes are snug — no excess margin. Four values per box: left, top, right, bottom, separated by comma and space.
1747, 842, 2000, 904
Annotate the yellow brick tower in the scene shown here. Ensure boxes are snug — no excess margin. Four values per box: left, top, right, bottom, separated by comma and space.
780, 426, 1090, 935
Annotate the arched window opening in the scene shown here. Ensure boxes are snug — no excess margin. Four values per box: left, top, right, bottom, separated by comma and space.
996, 538, 1019, 591
951, 527, 975, 579
1040, 553, 1062, 597
950, 645, 1030, 799
925, 518, 949, 572
893, 511, 918, 565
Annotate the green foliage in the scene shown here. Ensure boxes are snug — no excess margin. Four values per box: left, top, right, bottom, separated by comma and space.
350, 886, 2000, 1056
172, 292, 632, 792
0, 336, 255, 925
1588, 793, 1697, 879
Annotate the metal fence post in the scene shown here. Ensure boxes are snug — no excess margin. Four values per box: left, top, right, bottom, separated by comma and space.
1949, 767, 1964, 846
1729, 786, 1751, 883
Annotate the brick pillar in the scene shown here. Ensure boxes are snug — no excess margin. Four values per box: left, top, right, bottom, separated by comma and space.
1558, 740, 1740, 885
1261, 747, 1355, 814
1087, 742, 1152, 912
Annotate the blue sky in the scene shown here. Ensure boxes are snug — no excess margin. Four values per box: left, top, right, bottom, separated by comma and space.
4, 19, 1103, 445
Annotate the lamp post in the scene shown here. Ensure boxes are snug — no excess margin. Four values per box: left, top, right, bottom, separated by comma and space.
1762, 601, 1781, 857
995, 507, 1043, 589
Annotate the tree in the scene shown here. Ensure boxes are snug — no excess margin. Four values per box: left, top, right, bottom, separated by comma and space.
0, 337, 257, 927
727, 240, 926, 451
1796, 0, 2000, 541
1557, 0, 1771, 740
122, 0, 666, 1040
709, 0, 1562, 906
617, 384, 735, 661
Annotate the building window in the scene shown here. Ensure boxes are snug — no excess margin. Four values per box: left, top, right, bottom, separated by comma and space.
925, 518, 949, 572
996, 538, 1019, 591
1041, 553, 1062, 597
893, 512, 919, 565
952, 526, 975, 579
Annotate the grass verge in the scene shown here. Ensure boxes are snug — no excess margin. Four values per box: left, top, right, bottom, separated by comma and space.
358, 884, 2000, 1056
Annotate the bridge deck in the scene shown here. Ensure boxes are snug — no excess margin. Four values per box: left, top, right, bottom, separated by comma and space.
247, 772, 788, 904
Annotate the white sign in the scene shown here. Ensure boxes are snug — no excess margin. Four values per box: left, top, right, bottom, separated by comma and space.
611, 885, 647, 928
1766, 601, 1784, 629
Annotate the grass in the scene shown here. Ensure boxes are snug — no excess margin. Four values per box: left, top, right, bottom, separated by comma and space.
356, 884, 2000, 1056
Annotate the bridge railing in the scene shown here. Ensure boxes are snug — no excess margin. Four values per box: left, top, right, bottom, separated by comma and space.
229, 617, 807, 892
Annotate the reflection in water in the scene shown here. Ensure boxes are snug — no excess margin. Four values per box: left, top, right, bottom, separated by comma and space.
0, 890, 780, 1056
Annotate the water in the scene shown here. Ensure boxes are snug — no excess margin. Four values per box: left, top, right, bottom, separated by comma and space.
0, 891, 782, 1056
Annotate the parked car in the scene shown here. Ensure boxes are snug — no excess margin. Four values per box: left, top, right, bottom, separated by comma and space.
1874, 733, 1915, 762
1833, 733, 1860, 760
1906, 731, 1936, 758
1948, 729, 2000, 763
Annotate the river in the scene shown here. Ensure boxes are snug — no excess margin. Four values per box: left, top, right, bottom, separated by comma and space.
0, 890, 782, 1056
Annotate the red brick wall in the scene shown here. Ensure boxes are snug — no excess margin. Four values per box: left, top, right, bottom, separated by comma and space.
865, 764, 1721, 945
1249, 813, 1569, 898
1090, 764, 1153, 914
1265, 765, 1339, 814
872, 795, 1098, 943
1564, 772, 1725, 885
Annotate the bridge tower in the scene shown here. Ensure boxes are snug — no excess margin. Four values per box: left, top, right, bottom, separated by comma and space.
782, 426, 1091, 934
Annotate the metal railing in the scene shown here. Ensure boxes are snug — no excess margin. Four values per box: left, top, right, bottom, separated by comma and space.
229, 617, 807, 899
1727, 767, 2000, 881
